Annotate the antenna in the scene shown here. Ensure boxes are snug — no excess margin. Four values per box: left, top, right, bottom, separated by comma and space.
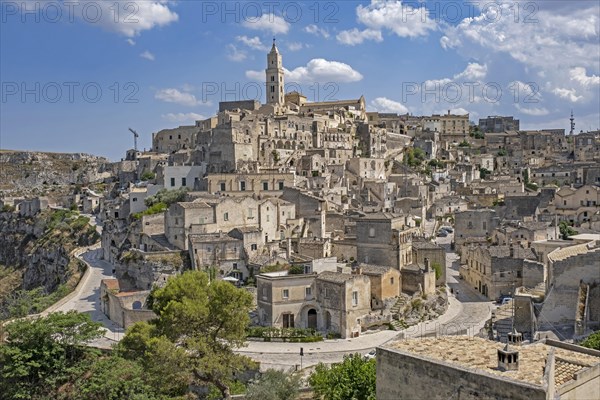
569, 110, 575, 136
128, 128, 139, 152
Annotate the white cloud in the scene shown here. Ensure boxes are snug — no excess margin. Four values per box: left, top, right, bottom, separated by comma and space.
246, 58, 363, 84
570, 67, 600, 87
515, 104, 549, 116
510, 80, 543, 102
126, 38, 136, 46
155, 88, 199, 107
454, 63, 487, 81
236, 35, 268, 51
226, 44, 247, 62
336, 28, 383, 46
63, 1, 178, 37
140, 50, 155, 61
287, 42, 305, 51
370, 97, 409, 114
286, 59, 363, 83
355, 1, 437, 38
553, 88, 583, 103
245, 70, 264, 81
162, 113, 206, 123
242, 14, 289, 35
304, 24, 330, 38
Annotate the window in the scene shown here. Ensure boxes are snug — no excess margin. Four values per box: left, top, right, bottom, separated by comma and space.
369, 227, 376, 238
224, 212, 229, 221
283, 313, 294, 328
468, 221, 473, 229
305, 287, 312, 297
324, 287, 329, 298
170, 178, 175, 187
271, 76, 274, 81
240, 181, 246, 191
517, 271, 522, 278
251, 244, 257, 251
132, 197, 138, 202
220, 182, 226, 191
278, 181, 284, 190
263, 182, 269, 191
352, 291, 358, 306
390, 277, 394, 285
248, 208, 253, 219
482, 221, 487, 230
181, 177, 186, 187
282, 289, 289, 299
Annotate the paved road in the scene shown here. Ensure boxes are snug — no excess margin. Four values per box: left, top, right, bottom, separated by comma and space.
51, 215, 124, 348
240, 227, 494, 371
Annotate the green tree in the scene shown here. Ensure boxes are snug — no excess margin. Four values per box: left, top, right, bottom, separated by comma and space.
559, 221, 578, 240
580, 331, 600, 350
140, 171, 156, 181
70, 356, 159, 400
0, 311, 103, 399
120, 271, 255, 399
431, 262, 443, 281
309, 353, 376, 400
245, 369, 301, 400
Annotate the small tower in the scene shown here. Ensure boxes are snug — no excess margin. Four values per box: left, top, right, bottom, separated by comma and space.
497, 343, 519, 371
265, 39, 285, 106
570, 110, 575, 136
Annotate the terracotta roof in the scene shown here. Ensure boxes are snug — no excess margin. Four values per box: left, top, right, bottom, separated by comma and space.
101, 279, 120, 291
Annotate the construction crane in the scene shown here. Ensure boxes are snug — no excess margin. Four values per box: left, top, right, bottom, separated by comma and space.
128, 128, 139, 152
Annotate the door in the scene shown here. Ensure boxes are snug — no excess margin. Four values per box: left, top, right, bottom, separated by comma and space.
307, 309, 317, 330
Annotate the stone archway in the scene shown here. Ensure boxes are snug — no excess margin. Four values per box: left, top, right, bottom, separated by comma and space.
307, 309, 317, 330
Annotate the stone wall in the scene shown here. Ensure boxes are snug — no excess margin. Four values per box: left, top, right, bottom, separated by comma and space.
376, 347, 547, 400
539, 248, 600, 330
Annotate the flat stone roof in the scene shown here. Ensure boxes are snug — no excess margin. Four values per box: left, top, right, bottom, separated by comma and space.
386, 337, 599, 387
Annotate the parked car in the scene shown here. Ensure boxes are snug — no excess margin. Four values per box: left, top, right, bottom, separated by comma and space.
364, 350, 376, 360
441, 226, 454, 233
437, 230, 448, 237
501, 297, 513, 305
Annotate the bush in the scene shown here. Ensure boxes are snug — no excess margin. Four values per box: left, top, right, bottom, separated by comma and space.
288, 264, 305, 275
140, 171, 156, 181
247, 326, 323, 342
580, 331, 600, 350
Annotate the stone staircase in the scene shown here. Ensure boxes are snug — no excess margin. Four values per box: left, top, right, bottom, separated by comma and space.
389, 297, 408, 330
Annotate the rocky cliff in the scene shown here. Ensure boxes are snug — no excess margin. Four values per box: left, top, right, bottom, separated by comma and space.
0, 150, 111, 196
0, 209, 100, 318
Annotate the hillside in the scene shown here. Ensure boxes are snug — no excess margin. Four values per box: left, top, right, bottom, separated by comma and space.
0, 208, 100, 319
0, 150, 111, 197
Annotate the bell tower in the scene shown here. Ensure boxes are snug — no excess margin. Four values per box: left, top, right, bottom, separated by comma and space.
266, 39, 285, 105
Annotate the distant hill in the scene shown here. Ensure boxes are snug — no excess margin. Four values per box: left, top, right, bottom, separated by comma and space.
0, 150, 110, 197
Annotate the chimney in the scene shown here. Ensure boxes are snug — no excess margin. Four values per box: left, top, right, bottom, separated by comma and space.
507, 329, 523, 346
497, 344, 519, 371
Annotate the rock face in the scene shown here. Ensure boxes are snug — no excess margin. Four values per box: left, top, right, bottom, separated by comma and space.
0, 150, 111, 196
0, 210, 99, 302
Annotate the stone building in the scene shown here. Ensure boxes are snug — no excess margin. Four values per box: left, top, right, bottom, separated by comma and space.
412, 241, 446, 285
358, 263, 401, 309
100, 279, 156, 328
461, 244, 542, 300
401, 258, 436, 296
454, 209, 500, 251
535, 241, 600, 336
355, 212, 418, 269
315, 271, 371, 338
479, 115, 520, 133
377, 337, 600, 400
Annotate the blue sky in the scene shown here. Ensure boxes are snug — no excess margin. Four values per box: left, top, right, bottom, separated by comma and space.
1, 0, 599, 160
